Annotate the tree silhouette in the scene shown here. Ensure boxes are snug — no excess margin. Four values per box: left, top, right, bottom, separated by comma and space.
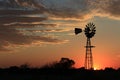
41, 57, 75, 69
20, 63, 30, 69
58, 57, 75, 69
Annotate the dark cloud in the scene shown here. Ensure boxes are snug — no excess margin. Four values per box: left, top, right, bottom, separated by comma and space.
0, 10, 45, 15
0, 0, 47, 16
41, 0, 120, 19
0, 0, 45, 9
0, 0, 18, 8
0, 0, 66, 51
0, 16, 47, 24
104, 0, 120, 17
0, 0, 120, 19
15, 0, 45, 9
41, 0, 90, 19
5, 23, 57, 28
0, 0, 91, 19
89, 0, 120, 18
0, 24, 66, 51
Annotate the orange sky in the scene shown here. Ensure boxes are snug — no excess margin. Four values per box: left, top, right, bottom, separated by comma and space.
0, 0, 120, 69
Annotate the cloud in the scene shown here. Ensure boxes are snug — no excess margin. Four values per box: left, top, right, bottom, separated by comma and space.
41, 0, 91, 20
0, 0, 120, 51
42, 0, 120, 19
15, 0, 45, 9
0, 24, 67, 51
1, 0, 120, 19
0, 0, 91, 20
0, 9, 45, 15
23, 28, 72, 33
88, 0, 120, 19
0, 0, 45, 9
0, 16, 47, 24
103, 0, 120, 19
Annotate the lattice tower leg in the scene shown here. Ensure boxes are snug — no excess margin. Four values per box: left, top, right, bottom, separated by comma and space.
85, 38, 93, 70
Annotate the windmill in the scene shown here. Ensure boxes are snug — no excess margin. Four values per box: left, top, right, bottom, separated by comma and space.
75, 22, 96, 70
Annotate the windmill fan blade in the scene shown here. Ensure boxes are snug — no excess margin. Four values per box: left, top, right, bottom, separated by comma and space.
75, 28, 82, 35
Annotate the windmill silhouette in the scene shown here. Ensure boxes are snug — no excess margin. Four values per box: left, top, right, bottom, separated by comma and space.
75, 22, 96, 70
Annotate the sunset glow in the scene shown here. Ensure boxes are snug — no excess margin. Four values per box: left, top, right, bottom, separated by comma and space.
0, 0, 120, 69
94, 65, 101, 70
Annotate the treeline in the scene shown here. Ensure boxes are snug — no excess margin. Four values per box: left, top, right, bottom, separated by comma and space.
0, 58, 120, 80
0, 67, 120, 80
0, 57, 76, 74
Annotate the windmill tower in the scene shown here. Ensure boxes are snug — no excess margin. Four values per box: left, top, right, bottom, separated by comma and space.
75, 23, 96, 70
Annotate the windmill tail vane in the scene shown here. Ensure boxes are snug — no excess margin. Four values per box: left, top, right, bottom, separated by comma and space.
75, 28, 82, 35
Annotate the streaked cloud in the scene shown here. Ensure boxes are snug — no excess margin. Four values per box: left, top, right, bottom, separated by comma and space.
89, 0, 120, 19
1, 0, 120, 19
0, 0, 120, 51
0, 24, 68, 51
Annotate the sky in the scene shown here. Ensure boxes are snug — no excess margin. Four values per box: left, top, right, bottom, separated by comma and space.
0, 0, 120, 69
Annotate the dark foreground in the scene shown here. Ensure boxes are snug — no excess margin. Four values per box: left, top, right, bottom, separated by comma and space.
0, 68, 120, 80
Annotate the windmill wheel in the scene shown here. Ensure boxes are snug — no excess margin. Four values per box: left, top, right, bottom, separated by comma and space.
84, 23, 96, 38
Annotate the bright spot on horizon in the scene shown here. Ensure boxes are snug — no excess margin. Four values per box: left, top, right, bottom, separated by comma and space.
94, 65, 100, 70
94, 67, 97, 70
